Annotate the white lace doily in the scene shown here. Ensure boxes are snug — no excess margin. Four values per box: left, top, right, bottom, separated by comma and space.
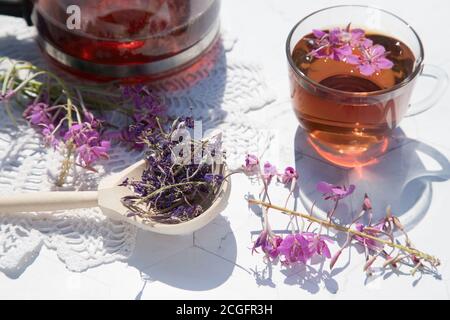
0, 16, 276, 275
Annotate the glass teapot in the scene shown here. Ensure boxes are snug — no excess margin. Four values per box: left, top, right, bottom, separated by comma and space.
0, 0, 221, 81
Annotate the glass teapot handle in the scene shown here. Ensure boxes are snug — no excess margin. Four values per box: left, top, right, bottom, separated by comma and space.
0, 0, 33, 26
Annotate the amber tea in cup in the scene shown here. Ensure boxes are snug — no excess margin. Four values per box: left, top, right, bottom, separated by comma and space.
287, 6, 448, 167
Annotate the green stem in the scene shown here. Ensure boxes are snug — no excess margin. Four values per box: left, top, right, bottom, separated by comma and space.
1, 61, 16, 95
56, 142, 74, 187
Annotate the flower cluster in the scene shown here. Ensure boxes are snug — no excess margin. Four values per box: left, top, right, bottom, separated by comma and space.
243, 154, 299, 186
19, 88, 111, 179
121, 117, 226, 224
308, 24, 394, 76
0, 59, 113, 185
338, 205, 435, 276
23, 101, 59, 148
1, 58, 169, 186
245, 154, 334, 265
246, 154, 440, 277
254, 231, 333, 266
63, 120, 110, 168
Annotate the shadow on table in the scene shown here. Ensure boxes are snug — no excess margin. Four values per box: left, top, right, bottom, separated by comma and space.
249, 126, 450, 292
282, 126, 449, 289
0, 34, 44, 66
249, 251, 340, 294
294, 126, 450, 229
128, 215, 237, 298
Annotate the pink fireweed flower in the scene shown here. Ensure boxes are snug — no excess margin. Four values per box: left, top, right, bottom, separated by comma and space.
278, 233, 312, 265
252, 230, 282, 260
23, 102, 52, 126
333, 45, 359, 63
64, 122, 110, 168
303, 232, 333, 259
310, 26, 363, 62
280, 166, 299, 185
309, 29, 333, 59
40, 123, 59, 149
262, 162, 278, 182
358, 44, 394, 76
334, 26, 366, 47
311, 39, 355, 62
354, 223, 384, 252
243, 154, 259, 174
312, 29, 327, 39
316, 181, 355, 201
64, 123, 93, 146
308, 25, 393, 76
76, 140, 110, 167
83, 110, 102, 129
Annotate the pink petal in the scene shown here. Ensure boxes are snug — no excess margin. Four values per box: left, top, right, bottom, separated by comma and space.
294, 233, 308, 247
344, 54, 361, 65
329, 28, 341, 44
375, 57, 394, 70
263, 162, 278, 177
322, 244, 331, 259
351, 28, 365, 38
316, 181, 333, 194
335, 45, 352, 57
331, 187, 347, 195
285, 166, 298, 178
279, 235, 295, 248
101, 140, 111, 149
359, 64, 376, 76
370, 44, 386, 57
362, 38, 373, 48
312, 29, 327, 38
347, 184, 356, 195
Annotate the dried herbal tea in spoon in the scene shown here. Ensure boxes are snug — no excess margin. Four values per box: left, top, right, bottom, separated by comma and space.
120, 117, 226, 224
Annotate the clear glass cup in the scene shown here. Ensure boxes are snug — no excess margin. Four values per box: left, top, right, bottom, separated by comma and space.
286, 5, 448, 167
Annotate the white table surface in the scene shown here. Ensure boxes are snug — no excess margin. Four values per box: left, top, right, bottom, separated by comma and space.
1, 0, 450, 299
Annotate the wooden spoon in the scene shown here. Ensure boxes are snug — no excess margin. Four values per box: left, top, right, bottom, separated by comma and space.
0, 160, 231, 235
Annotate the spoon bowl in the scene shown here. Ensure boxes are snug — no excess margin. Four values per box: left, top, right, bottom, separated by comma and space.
0, 160, 231, 235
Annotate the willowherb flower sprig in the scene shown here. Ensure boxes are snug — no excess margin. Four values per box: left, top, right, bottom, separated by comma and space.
0, 57, 167, 186
306, 23, 394, 76
244, 154, 439, 278
120, 117, 227, 224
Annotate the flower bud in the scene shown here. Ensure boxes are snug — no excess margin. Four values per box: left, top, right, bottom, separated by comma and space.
362, 193, 372, 211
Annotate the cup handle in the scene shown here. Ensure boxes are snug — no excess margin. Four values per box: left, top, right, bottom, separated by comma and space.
406, 64, 449, 117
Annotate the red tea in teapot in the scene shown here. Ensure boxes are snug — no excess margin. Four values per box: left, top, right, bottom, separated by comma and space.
32, 0, 221, 80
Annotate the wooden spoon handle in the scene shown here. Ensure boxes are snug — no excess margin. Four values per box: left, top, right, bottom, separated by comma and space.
0, 191, 99, 214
